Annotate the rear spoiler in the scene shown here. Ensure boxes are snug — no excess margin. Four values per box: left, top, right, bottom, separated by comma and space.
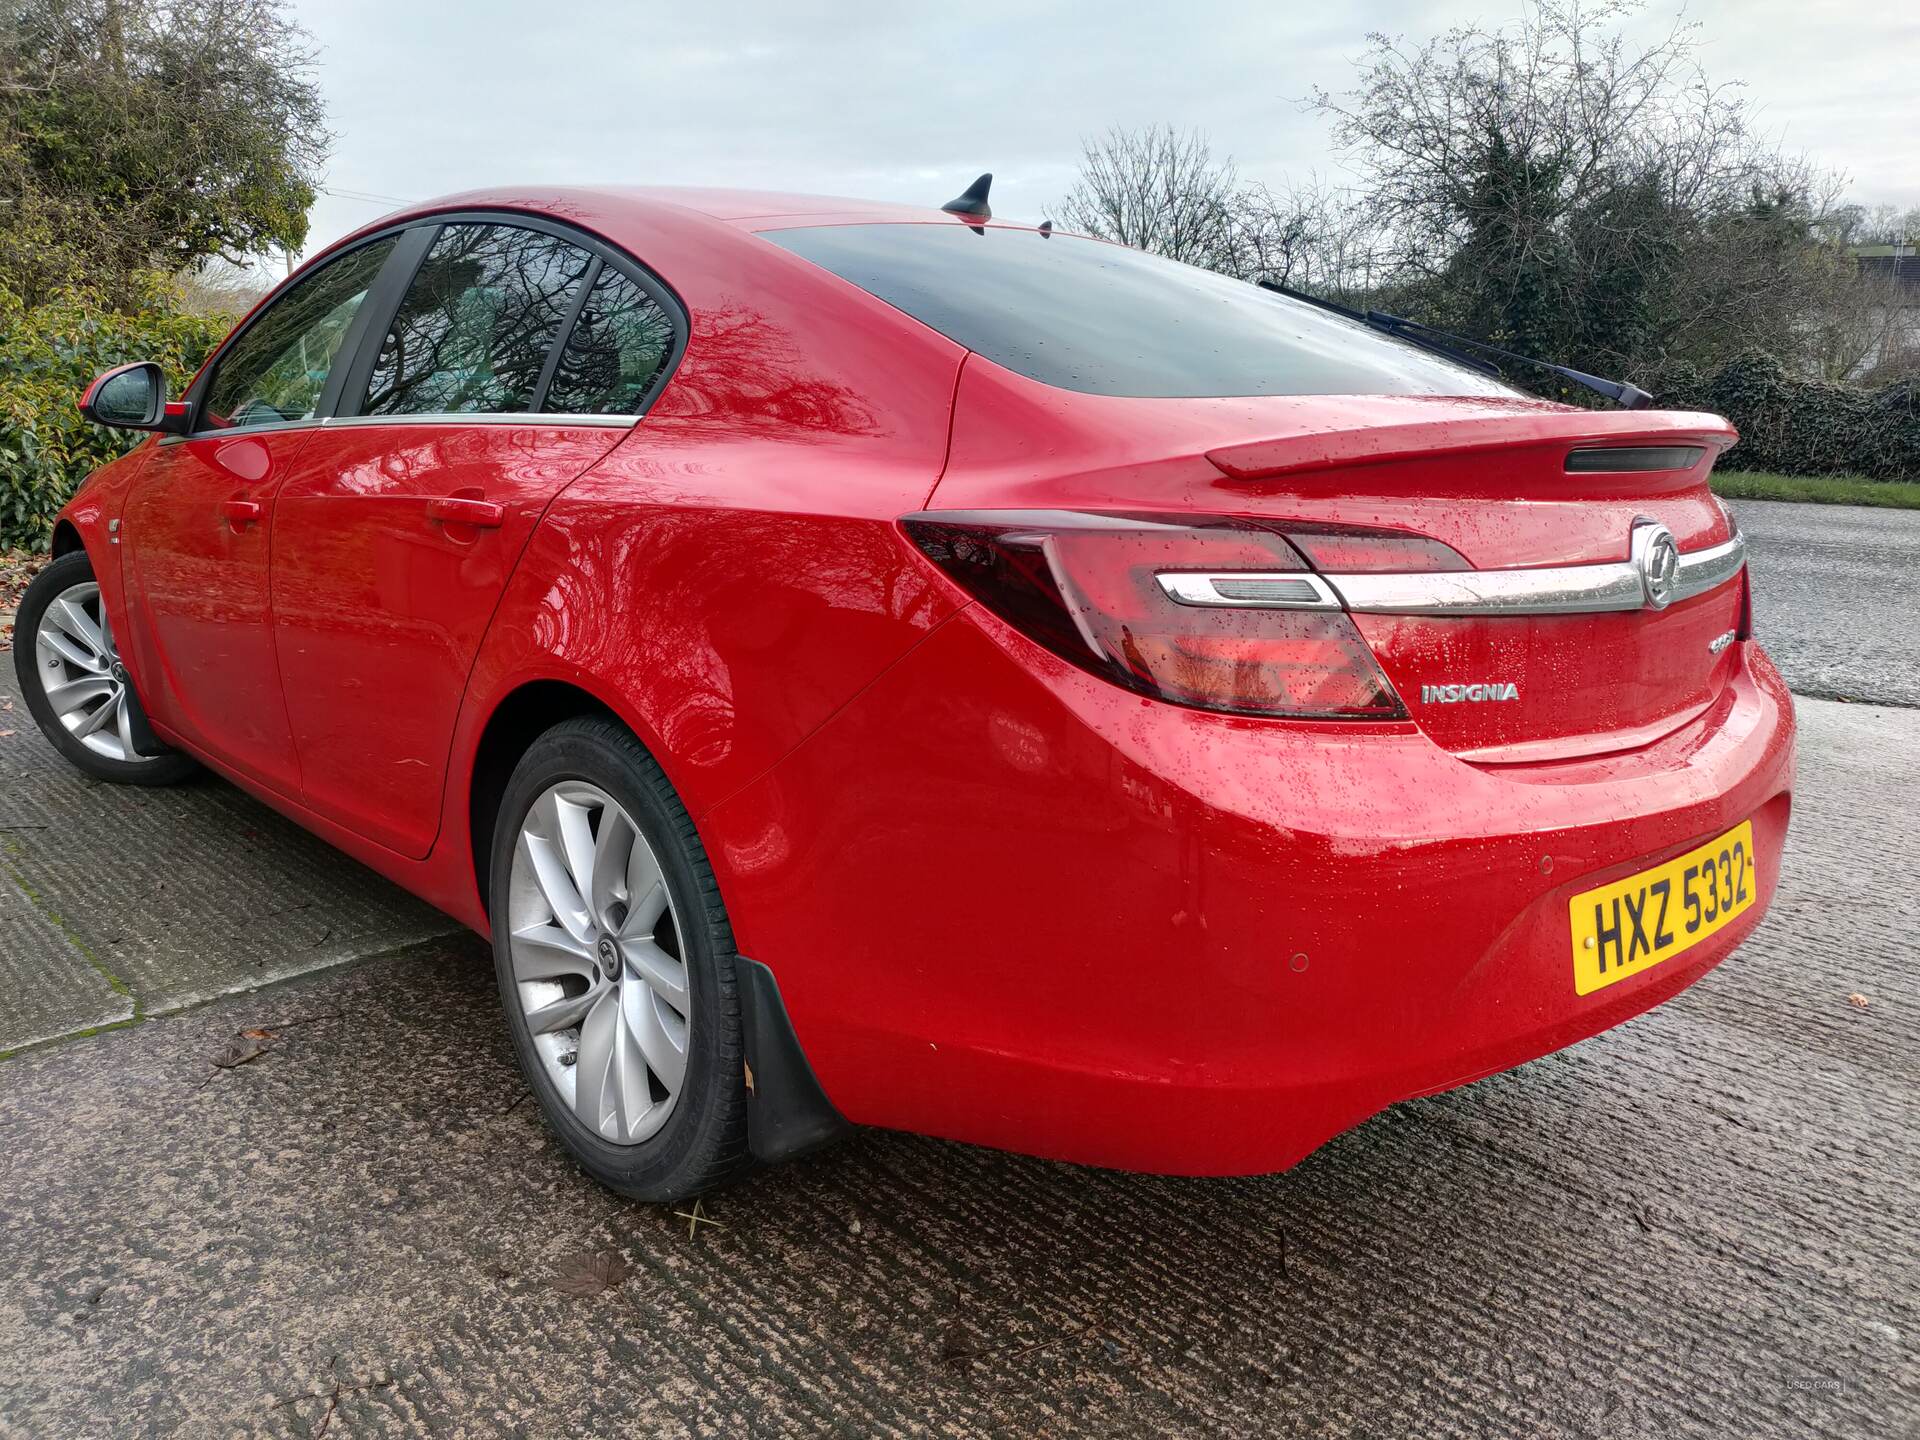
1206, 410, 1737, 482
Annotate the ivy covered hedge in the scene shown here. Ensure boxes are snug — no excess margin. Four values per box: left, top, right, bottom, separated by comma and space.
0, 281, 227, 551
1655, 349, 1918, 482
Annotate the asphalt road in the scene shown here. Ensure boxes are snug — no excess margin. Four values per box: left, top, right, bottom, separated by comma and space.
1, 499, 1915, 1437
1727, 497, 1920, 709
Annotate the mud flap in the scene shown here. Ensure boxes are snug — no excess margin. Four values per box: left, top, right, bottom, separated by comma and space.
121, 671, 170, 758
736, 957, 849, 1164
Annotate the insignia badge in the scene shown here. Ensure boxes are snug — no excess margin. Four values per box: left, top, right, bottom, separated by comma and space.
1421, 682, 1520, 704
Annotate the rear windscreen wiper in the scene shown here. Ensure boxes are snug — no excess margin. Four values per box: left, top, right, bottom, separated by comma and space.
1257, 279, 1653, 410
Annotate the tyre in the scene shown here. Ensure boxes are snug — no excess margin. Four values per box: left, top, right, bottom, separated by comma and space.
490, 715, 749, 1201
12, 550, 198, 786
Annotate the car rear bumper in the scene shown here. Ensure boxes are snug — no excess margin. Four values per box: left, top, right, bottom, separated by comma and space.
705, 606, 1797, 1175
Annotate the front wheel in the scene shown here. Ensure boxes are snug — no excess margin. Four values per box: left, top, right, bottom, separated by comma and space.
490, 716, 749, 1201
12, 550, 197, 785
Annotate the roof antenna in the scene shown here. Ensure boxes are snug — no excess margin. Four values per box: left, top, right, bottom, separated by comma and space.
1038, 219, 1053, 237
941, 173, 993, 220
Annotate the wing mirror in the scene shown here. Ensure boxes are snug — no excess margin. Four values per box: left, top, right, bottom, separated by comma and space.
78, 362, 190, 434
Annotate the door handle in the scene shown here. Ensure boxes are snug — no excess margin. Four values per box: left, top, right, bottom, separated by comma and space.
222, 498, 263, 528
426, 495, 506, 529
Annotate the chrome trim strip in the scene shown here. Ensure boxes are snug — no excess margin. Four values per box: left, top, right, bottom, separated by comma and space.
321, 412, 637, 429
1159, 530, 1745, 617
1668, 532, 1746, 604
158, 417, 314, 446
1331, 564, 1648, 616
1156, 572, 1343, 610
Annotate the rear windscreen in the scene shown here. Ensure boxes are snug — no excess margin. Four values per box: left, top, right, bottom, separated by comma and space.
763, 222, 1519, 401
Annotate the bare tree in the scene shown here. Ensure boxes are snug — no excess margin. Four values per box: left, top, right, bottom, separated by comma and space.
1802, 258, 1911, 381
1058, 126, 1246, 273
1824, 203, 1920, 250
1307, 0, 1847, 378
1231, 177, 1385, 303
1056, 128, 1379, 301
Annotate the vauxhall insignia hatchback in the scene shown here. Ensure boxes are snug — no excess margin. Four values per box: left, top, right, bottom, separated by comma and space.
18, 183, 1793, 1200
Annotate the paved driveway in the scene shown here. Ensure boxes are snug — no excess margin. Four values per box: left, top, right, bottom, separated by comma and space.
1, 500, 1915, 1437
1727, 497, 1920, 708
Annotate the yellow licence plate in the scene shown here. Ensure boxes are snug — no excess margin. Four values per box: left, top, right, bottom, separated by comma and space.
1569, 820, 1758, 995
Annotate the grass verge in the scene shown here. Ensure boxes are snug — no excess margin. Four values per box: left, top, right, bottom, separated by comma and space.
1712, 471, 1920, 510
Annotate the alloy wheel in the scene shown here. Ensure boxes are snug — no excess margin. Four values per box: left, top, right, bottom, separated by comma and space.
506, 781, 691, 1145
33, 581, 138, 762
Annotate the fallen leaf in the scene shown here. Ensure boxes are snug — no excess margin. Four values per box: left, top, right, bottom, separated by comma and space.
239, 1027, 277, 1040
550, 1250, 630, 1297
211, 1033, 272, 1069
743, 1059, 755, 1095
0, 730, 14, 738
1848, 993, 1872, 1010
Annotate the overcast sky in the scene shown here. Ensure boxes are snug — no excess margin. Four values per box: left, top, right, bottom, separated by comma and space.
284, 0, 1919, 266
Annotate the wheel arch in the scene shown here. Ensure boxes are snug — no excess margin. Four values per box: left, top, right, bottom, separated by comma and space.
466, 679, 625, 915
469, 677, 849, 1171
50, 519, 85, 557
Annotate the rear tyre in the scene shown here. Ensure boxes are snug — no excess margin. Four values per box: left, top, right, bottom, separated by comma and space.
12, 550, 198, 786
489, 716, 749, 1202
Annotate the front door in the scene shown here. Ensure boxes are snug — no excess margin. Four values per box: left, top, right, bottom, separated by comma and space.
120, 235, 400, 794
268, 221, 676, 858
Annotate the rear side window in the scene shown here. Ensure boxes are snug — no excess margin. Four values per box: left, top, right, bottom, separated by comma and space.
541, 266, 677, 414
200, 236, 397, 429
764, 222, 1518, 401
362, 223, 595, 415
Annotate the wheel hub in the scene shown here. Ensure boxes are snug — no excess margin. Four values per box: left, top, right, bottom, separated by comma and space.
33, 580, 137, 763
504, 780, 691, 1146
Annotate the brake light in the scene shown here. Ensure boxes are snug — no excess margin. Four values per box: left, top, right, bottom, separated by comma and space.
902, 510, 1408, 720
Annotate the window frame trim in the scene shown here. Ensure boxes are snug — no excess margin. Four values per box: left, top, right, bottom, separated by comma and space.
170, 208, 689, 444
528, 254, 603, 413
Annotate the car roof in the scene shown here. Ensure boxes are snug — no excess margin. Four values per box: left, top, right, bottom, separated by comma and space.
346, 184, 973, 241
602, 186, 954, 224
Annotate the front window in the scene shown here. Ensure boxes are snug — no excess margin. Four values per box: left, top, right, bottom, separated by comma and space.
764, 222, 1519, 401
199, 236, 398, 429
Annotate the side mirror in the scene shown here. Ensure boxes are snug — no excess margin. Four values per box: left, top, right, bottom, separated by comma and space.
78, 362, 189, 434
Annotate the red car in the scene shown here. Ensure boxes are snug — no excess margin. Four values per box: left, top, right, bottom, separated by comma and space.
20, 183, 1793, 1201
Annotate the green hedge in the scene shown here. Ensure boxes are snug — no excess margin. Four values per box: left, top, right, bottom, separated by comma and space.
1655, 349, 1918, 482
0, 281, 228, 551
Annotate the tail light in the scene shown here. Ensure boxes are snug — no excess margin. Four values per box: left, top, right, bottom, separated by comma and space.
902, 509, 1419, 720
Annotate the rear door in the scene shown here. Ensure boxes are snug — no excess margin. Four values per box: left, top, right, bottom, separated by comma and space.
120, 234, 400, 792
268, 218, 683, 857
